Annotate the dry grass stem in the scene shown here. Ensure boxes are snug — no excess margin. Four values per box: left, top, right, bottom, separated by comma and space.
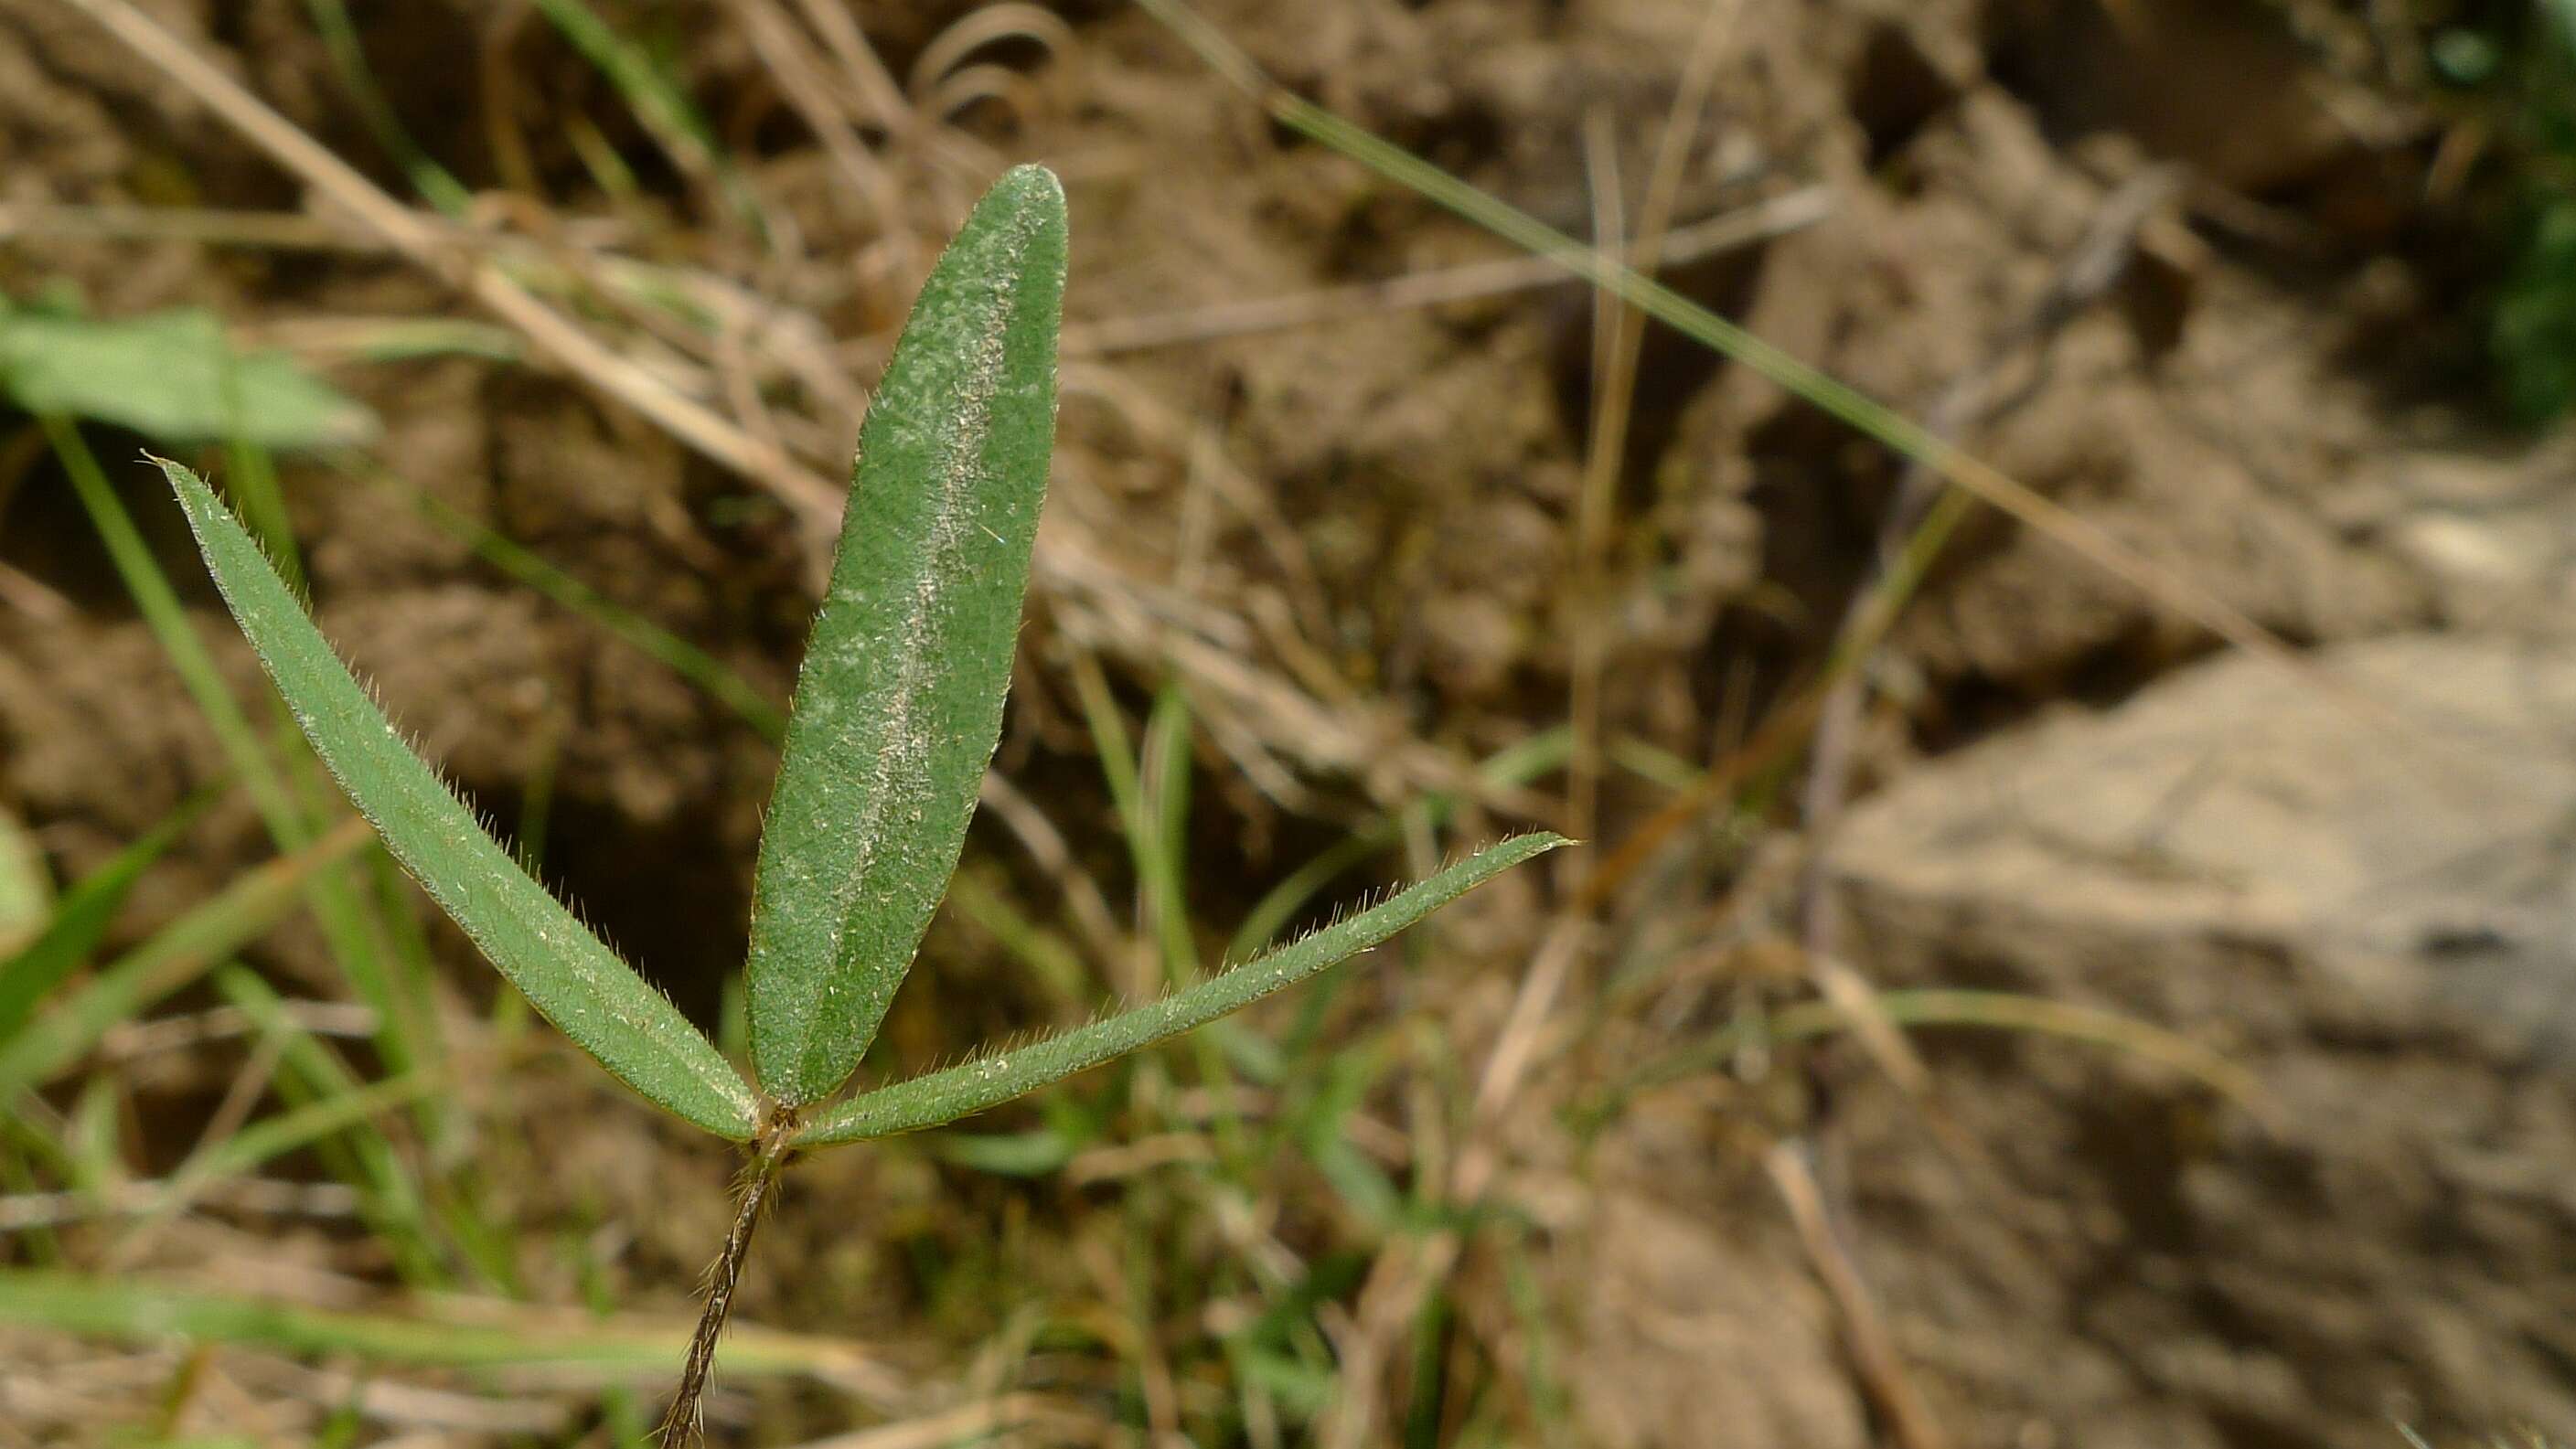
59, 0, 848, 548
1766, 1141, 1951, 1449
1060, 186, 1829, 357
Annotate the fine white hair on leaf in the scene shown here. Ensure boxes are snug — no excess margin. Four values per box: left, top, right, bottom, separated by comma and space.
337, 659, 666, 998
159, 453, 757, 1137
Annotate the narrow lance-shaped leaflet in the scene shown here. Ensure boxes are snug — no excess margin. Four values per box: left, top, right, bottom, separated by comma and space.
161, 458, 760, 1139
792, 832, 1567, 1148
744, 165, 1067, 1105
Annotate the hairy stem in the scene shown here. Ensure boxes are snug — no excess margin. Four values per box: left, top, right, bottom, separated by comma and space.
659, 1112, 796, 1447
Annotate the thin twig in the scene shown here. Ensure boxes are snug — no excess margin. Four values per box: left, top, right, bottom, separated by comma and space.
239, 1357, 573, 1434
0, 202, 384, 250
1321, 918, 1587, 1449
0, 559, 76, 623
907, 5, 1074, 108
1568, 0, 1740, 850
978, 771, 1129, 977
1060, 186, 1828, 357
789, 0, 912, 130
1128, 0, 2403, 718
59, 0, 1536, 831
1566, 104, 1627, 849
1766, 1139, 1950, 1449
58, 0, 847, 548
781, 1393, 1095, 1449
95, 1001, 379, 1063
728, 0, 912, 243
0, 1177, 363, 1231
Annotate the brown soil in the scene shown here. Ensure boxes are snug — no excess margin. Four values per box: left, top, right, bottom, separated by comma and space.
0, 0, 2566, 1445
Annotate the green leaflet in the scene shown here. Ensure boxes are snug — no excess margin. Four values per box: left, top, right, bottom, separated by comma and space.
745, 165, 1067, 1104
792, 833, 1567, 1148
159, 459, 759, 1140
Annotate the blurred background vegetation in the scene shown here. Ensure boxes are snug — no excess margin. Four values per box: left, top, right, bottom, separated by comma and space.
1, 1, 2571, 1447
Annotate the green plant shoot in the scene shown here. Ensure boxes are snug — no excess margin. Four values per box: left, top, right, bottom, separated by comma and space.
161, 164, 1562, 1443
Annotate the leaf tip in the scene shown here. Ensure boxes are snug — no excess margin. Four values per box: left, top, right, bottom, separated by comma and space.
146, 451, 198, 491
989, 163, 1065, 209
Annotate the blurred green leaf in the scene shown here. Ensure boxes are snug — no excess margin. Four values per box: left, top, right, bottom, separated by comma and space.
2497, 196, 2576, 421
0, 1269, 886, 1381
2432, 28, 2501, 85
0, 306, 375, 448
926, 1126, 1084, 1177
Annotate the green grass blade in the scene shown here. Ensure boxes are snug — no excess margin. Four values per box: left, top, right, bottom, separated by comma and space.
347, 456, 788, 741
524, 0, 763, 230
48, 419, 311, 853
294, 0, 474, 217
1597, 986, 2268, 1119
0, 805, 51, 957
0, 1270, 890, 1383
158, 458, 759, 1139
1225, 726, 1573, 964
0, 817, 372, 1103
1071, 660, 1202, 986
942, 868, 1089, 1011
159, 1071, 441, 1215
1134, 0, 2300, 670
0, 793, 209, 1048
793, 833, 1566, 1147
747, 165, 1067, 1105
213, 967, 449, 1287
